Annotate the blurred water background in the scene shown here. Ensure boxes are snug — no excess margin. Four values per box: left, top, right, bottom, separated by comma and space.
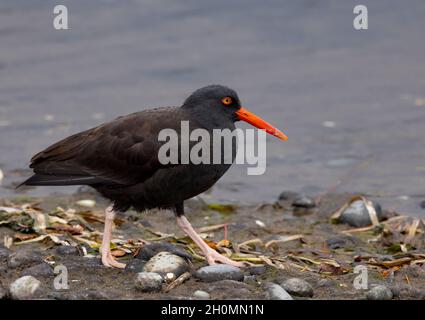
0, 0, 424, 216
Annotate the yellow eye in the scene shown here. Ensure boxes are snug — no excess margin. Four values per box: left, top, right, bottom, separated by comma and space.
221, 97, 233, 105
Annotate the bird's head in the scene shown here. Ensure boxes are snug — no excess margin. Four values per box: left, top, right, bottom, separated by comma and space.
182, 85, 288, 141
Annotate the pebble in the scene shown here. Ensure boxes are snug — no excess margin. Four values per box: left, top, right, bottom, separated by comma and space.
193, 290, 210, 299
339, 200, 383, 227
143, 251, 189, 277
292, 196, 316, 208
282, 278, 314, 297
76, 199, 96, 208
0, 169, 3, 183
248, 265, 267, 276
21, 263, 53, 277
420, 200, 425, 209
278, 191, 300, 202
195, 265, 244, 282
265, 283, 293, 300
8, 250, 42, 269
10, 275, 41, 300
326, 235, 361, 250
136, 243, 192, 261
135, 272, 163, 292
366, 285, 393, 300
164, 272, 176, 283
55, 245, 79, 256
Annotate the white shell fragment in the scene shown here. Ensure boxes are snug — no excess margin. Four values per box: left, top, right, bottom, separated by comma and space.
76, 199, 96, 208
255, 220, 266, 228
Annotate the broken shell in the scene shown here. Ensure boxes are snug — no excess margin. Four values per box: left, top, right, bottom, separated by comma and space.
164, 272, 176, 283
76, 199, 96, 208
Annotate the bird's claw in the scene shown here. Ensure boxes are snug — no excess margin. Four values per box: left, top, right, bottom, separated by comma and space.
204, 248, 246, 268
101, 251, 126, 269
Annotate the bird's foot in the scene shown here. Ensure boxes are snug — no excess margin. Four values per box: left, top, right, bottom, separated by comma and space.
204, 247, 245, 268
101, 250, 126, 269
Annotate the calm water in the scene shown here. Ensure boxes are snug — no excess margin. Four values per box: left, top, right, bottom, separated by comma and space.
0, 0, 424, 216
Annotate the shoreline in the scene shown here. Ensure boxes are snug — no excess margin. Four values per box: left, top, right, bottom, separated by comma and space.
0, 192, 424, 300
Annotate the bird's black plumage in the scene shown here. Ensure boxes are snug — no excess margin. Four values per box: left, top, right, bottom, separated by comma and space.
22, 85, 240, 212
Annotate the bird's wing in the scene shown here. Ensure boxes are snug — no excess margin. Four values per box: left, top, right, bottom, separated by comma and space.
27, 107, 182, 186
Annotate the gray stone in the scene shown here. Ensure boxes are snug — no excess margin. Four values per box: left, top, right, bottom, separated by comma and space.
135, 272, 163, 292
21, 263, 53, 277
292, 196, 316, 208
339, 200, 383, 227
195, 264, 244, 282
282, 278, 314, 297
265, 283, 293, 300
8, 250, 42, 269
420, 200, 425, 209
248, 265, 267, 275
143, 251, 189, 277
278, 191, 300, 202
367, 285, 393, 300
136, 243, 192, 261
55, 245, 79, 256
10, 275, 41, 300
193, 290, 210, 299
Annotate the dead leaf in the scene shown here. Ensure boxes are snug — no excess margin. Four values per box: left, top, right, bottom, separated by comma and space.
217, 239, 231, 248
111, 249, 126, 257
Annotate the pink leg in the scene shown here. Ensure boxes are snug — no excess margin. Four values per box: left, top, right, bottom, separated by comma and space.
176, 215, 244, 267
100, 206, 126, 269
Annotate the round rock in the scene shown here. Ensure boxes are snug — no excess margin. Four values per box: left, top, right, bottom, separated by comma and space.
278, 191, 300, 202
339, 200, 383, 227
193, 290, 210, 299
265, 283, 293, 300
55, 245, 79, 256
420, 200, 425, 209
248, 265, 267, 276
143, 251, 189, 277
10, 275, 41, 300
292, 196, 316, 208
195, 264, 244, 282
367, 285, 393, 300
282, 278, 314, 297
135, 272, 163, 292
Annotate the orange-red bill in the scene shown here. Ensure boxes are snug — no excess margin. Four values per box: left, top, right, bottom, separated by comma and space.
236, 107, 288, 141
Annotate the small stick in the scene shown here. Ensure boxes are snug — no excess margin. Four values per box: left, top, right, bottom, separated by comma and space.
164, 272, 191, 292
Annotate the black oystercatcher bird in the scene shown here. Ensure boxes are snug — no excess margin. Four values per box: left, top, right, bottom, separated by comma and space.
21, 85, 287, 268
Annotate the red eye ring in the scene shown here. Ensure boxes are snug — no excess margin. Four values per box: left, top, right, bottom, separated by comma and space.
221, 97, 232, 105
